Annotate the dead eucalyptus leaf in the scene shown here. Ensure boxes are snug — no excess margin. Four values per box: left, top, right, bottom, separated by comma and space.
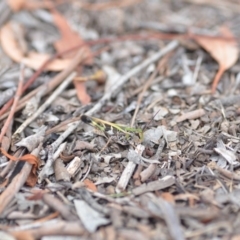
7, 0, 52, 11
7, 0, 25, 11
0, 22, 23, 62
73, 80, 91, 105
193, 28, 239, 93
0, 22, 72, 71
51, 8, 92, 63
23, 51, 71, 71
0, 148, 40, 187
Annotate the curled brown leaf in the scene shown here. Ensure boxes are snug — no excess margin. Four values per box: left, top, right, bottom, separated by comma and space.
193, 28, 239, 93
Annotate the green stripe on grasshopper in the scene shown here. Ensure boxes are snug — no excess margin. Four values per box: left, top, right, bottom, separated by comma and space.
81, 115, 143, 140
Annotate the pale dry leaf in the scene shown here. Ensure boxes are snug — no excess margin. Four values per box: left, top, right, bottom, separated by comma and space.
0, 22, 23, 62
193, 28, 239, 92
7, 0, 25, 11
73, 81, 91, 105
51, 8, 92, 62
195, 36, 238, 69
74, 199, 110, 233
0, 22, 72, 71
153, 106, 169, 121
7, 0, 51, 11
54, 158, 70, 181
143, 126, 177, 147
11, 21, 28, 55
51, 8, 92, 104
23, 52, 72, 71
15, 126, 47, 152
143, 127, 163, 144
52, 8, 82, 53
161, 126, 177, 143
214, 147, 238, 165
214, 139, 238, 166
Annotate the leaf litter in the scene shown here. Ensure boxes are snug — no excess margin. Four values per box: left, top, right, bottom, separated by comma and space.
1, 0, 240, 239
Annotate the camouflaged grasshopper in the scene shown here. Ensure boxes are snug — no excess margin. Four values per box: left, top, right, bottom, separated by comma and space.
81, 115, 143, 141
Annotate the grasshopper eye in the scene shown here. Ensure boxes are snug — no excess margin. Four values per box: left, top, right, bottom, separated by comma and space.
80, 115, 92, 124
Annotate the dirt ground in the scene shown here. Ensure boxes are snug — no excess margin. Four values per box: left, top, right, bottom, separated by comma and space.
0, 0, 240, 239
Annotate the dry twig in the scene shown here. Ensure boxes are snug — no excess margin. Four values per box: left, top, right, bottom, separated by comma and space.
13, 72, 76, 137
88, 40, 179, 116
0, 65, 24, 143
130, 69, 158, 127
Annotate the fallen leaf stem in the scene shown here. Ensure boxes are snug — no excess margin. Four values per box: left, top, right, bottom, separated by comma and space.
211, 67, 225, 93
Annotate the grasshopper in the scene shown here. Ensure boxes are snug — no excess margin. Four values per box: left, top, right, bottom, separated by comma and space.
81, 115, 143, 140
